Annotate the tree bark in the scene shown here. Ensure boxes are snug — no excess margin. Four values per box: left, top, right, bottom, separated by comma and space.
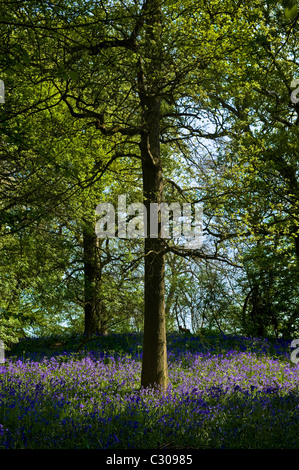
83, 222, 106, 337
138, 43, 168, 388
139, 0, 168, 390
140, 127, 168, 389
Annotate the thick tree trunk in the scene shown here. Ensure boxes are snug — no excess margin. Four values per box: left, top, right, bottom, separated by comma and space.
138, 0, 168, 390
83, 222, 106, 337
141, 163, 168, 388
139, 96, 168, 389
141, 236, 167, 389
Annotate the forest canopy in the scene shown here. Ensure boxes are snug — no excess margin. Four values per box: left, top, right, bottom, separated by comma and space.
0, 0, 298, 388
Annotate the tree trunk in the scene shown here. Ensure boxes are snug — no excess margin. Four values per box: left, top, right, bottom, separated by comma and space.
139, 86, 168, 389
83, 222, 105, 337
141, 162, 168, 389
139, 0, 168, 390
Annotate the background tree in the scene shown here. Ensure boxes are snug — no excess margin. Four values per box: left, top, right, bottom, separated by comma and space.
191, 0, 299, 338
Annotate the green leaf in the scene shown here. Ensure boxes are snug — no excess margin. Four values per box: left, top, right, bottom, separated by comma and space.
68, 70, 79, 81
22, 51, 30, 65
285, 4, 298, 19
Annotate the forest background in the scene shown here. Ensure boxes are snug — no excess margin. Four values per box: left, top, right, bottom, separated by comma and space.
0, 0, 299, 389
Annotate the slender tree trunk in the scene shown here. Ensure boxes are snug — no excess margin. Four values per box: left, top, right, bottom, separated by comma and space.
83, 222, 104, 337
165, 281, 176, 319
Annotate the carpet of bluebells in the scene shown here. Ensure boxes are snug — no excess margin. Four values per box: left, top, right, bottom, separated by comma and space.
0, 332, 298, 449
